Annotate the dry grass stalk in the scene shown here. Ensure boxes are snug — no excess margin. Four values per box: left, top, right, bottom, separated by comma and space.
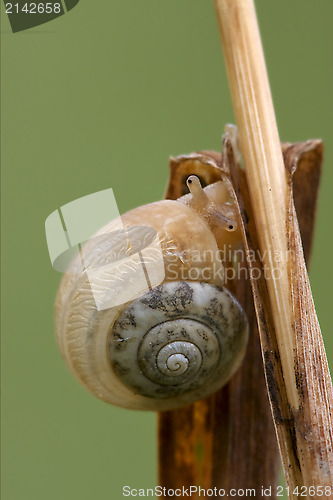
160, 150, 281, 498
214, 0, 333, 493
223, 136, 333, 494
158, 137, 326, 498
214, 0, 296, 411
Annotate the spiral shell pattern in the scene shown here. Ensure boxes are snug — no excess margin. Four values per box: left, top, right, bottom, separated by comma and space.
55, 195, 248, 411
108, 281, 248, 405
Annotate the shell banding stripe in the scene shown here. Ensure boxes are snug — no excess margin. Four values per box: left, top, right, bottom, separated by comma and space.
108, 281, 246, 401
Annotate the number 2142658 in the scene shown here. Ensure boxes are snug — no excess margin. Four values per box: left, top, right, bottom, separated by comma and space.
5, 3, 62, 14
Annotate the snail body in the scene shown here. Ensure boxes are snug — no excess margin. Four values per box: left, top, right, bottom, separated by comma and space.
55, 177, 248, 411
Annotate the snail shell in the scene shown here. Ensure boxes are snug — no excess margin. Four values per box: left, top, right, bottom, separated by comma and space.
55, 178, 248, 411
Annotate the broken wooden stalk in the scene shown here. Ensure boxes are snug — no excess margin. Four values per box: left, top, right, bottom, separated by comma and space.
214, 0, 333, 494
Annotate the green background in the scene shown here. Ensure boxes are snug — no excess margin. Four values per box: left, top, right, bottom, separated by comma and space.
1, 1, 332, 499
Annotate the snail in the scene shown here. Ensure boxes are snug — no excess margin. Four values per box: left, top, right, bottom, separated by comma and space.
55, 172, 249, 411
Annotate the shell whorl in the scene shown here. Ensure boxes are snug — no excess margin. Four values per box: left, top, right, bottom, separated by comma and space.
108, 281, 248, 407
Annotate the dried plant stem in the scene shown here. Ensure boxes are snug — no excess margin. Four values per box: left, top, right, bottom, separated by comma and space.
159, 140, 326, 498
160, 152, 281, 498
215, 0, 297, 410
214, 0, 333, 494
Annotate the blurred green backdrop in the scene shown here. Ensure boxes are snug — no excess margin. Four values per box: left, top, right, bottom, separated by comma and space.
1, 1, 332, 499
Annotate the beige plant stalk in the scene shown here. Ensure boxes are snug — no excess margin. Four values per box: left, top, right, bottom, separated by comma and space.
214, 0, 333, 494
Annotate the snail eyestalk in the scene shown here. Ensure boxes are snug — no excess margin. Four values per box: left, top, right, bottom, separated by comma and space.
186, 175, 210, 209
184, 175, 239, 236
